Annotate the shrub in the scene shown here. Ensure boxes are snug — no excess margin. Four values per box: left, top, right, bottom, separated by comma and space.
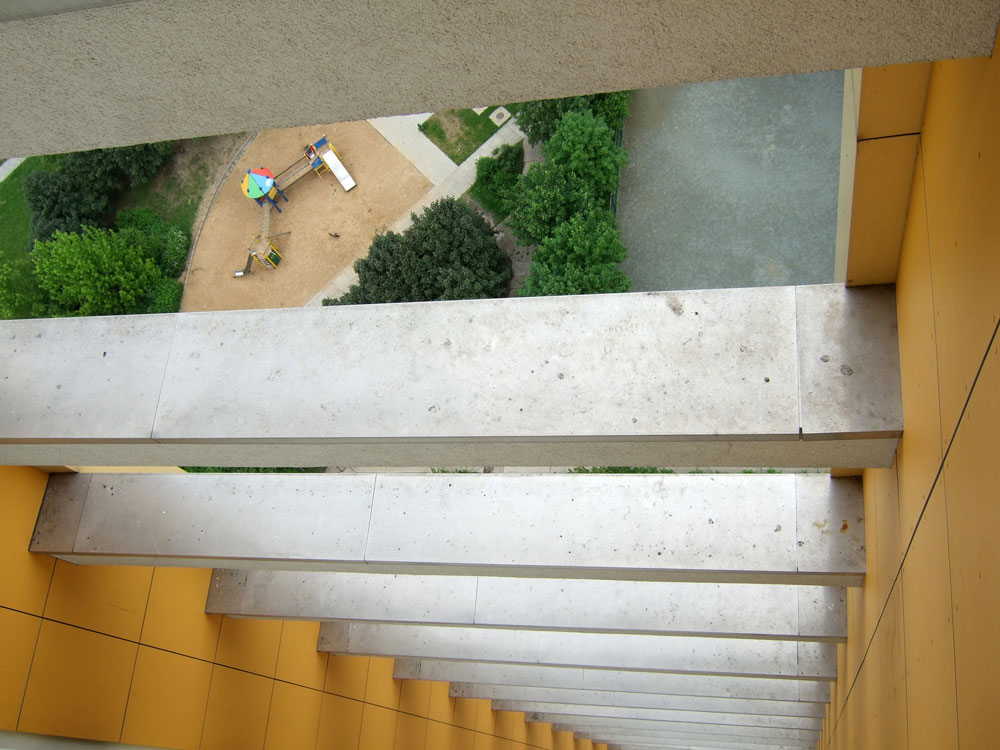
116, 208, 190, 277
469, 141, 524, 219
334, 197, 510, 304
0, 261, 46, 320
147, 276, 183, 313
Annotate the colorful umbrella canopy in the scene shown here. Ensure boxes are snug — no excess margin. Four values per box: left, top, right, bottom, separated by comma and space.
241, 167, 275, 200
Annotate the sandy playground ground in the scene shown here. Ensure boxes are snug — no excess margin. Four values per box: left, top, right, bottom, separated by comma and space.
181, 121, 431, 312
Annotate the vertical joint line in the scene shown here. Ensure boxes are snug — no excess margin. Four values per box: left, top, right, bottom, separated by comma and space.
362, 473, 378, 565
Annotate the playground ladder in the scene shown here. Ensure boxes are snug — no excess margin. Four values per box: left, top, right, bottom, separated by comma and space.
260, 204, 271, 237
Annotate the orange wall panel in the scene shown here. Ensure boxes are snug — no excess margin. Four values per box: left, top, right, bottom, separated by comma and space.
858, 62, 933, 139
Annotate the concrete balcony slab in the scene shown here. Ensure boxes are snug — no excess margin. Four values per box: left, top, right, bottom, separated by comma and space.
449, 684, 826, 718
492, 701, 822, 729
567, 732, 812, 750
208, 569, 846, 640
393, 658, 830, 707
395, 660, 830, 702
527, 714, 819, 742
0, 287, 901, 468
318, 622, 837, 680
32, 472, 864, 586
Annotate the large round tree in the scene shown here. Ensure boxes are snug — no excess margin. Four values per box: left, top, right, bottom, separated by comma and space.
31, 226, 163, 317
332, 197, 510, 304
519, 208, 631, 297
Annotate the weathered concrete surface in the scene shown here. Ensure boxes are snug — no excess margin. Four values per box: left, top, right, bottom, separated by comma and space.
318, 622, 837, 679
208, 569, 847, 640
564, 729, 813, 750
525, 714, 819, 742
394, 660, 830, 702
2, 0, 999, 155
495, 700, 823, 729
452, 684, 826, 718
0, 286, 901, 468
33, 473, 865, 585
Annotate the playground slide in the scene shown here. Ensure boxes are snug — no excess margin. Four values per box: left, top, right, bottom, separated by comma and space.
319, 148, 356, 191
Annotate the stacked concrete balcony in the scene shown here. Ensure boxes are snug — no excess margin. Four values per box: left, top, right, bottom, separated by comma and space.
10, 284, 902, 750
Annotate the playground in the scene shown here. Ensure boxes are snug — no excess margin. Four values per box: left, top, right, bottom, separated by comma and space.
182, 121, 430, 311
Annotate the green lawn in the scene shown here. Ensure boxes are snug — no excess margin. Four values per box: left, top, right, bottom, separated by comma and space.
0, 155, 61, 265
420, 107, 505, 164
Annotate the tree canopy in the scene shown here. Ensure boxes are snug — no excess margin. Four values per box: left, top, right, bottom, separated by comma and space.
330, 197, 510, 305
519, 208, 631, 297
509, 110, 627, 246
24, 141, 174, 242
542, 110, 627, 197
514, 91, 630, 145
32, 226, 163, 317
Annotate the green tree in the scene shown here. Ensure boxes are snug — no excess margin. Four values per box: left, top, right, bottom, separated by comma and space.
329, 198, 510, 305
543, 110, 627, 198
23, 169, 109, 241
509, 161, 594, 246
514, 91, 630, 145
508, 111, 626, 246
64, 141, 173, 188
32, 226, 163, 316
105, 141, 174, 185
518, 208, 631, 296
25, 141, 174, 242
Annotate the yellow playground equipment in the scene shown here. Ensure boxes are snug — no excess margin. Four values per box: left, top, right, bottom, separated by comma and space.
233, 234, 285, 278
273, 134, 356, 193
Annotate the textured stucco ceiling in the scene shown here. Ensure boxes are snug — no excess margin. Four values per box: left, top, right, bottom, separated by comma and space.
1, 0, 998, 155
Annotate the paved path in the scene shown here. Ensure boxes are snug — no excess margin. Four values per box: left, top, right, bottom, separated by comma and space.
0, 157, 25, 183
367, 113, 456, 185
305, 118, 526, 306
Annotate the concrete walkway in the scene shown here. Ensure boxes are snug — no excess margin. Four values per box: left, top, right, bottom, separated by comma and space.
367, 113, 456, 185
0, 157, 25, 182
305, 118, 526, 306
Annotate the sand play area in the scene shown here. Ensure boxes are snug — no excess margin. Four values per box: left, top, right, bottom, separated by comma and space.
181, 121, 431, 312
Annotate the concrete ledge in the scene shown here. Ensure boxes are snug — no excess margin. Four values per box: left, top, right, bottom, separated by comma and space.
207, 569, 847, 640
0, 286, 901, 468
33, 473, 864, 585
449, 684, 826, 718
318, 622, 837, 679
494, 701, 822, 730
394, 660, 830, 702
565, 730, 812, 750
526, 714, 819, 742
